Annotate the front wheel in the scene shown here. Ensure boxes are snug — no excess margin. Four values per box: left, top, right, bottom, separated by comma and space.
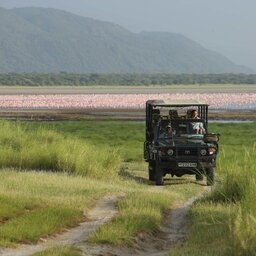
206, 167, 215, 186
148, 160, 156, 181
155, 160, 164, 186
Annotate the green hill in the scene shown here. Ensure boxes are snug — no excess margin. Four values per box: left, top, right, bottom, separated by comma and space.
0, 7, 252, 73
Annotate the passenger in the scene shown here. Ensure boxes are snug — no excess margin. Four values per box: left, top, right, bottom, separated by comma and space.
191, 110, 205, 134
159, 125, 175, 138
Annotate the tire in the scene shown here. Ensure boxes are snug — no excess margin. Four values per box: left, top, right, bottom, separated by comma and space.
195, 171, 204, 181
155, 160, 164, 186
206, 167, 215, 186
148, 160, 156, 181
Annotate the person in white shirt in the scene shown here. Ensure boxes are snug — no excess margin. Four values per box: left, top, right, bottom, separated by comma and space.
191, 110, 205, 134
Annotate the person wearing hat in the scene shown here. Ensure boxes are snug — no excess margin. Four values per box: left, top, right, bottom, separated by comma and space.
159, 124, 175, 139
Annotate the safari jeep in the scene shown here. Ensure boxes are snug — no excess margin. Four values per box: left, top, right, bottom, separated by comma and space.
144, 100, 219, 186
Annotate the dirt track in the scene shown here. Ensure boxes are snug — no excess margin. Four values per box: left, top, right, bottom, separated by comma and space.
0, 187, 210, 256
0, 195, 119, 256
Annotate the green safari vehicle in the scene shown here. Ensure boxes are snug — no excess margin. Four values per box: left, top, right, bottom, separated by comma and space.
144, 100, 219, 186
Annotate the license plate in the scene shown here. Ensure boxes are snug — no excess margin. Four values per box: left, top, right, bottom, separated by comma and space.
178, 162, 197, 168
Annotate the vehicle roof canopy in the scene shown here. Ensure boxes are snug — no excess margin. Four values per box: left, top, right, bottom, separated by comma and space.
147, 99, 209, 107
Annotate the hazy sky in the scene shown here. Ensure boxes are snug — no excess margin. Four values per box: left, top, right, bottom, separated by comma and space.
1, 0, 256, 70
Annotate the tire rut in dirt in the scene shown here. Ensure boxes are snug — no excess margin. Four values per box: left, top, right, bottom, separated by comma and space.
80, 194, 203, 256
0, 195, 120, 256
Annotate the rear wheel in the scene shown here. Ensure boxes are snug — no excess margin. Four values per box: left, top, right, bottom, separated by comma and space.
148, 160, 156, 181
155, 160, 164, 186
206, 167, 215, 186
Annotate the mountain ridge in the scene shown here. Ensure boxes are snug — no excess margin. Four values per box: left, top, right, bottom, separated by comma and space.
0, 7, 252, 73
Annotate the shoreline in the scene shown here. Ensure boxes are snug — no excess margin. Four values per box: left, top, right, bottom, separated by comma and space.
0, 108, 255, 122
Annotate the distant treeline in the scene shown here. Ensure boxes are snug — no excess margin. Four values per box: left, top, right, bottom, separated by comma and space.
0, 73, 256, 86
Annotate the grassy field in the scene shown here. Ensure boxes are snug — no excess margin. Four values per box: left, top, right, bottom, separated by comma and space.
168, 122, 256, 256
0, 120, 201, 252
0, 120, 255, 255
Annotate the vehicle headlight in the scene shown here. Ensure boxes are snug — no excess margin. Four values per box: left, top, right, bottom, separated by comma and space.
167, 149, 174, 156
200, 149, 207, 156
208, 147, 216, 155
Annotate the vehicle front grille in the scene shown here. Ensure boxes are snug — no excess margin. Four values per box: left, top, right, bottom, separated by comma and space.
177, 147, 198, 156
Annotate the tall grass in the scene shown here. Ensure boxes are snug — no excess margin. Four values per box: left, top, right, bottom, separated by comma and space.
0, 120, 123, 247
0, 120, 203, 249
224, 146, 256, 255
168, 123, 256, 255
29, 120, 145, 162
203, 143, 256, 255
204, 123, 256, 255
168, 149, 256, 256
3, 120, 256, 254
0, 121, 120, 179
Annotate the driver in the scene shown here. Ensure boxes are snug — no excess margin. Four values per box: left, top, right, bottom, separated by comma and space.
159, 124, 175, 138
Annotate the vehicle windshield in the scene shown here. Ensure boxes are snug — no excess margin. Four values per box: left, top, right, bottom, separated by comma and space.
158, 120, 206, 139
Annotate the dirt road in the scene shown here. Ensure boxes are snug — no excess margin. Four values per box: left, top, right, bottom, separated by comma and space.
0, 187, 211, 256
0, 195, 119, 256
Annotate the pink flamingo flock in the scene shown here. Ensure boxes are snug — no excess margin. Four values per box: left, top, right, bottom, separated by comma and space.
0, 93, 256, 109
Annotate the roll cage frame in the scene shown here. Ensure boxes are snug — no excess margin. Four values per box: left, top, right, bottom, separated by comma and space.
146, 100, 209, 142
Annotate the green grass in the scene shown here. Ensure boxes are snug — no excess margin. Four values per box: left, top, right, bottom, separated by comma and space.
20, 120, 145, 162
1, 120, 256, 255
168, 203, 235, 256
0, 120, 202, 249
0, 170, 124, 247
91, 191, 173, 246
0, 207, 81, 244
167, 122, 256, 256
32, 246, 83, 256
0, 121, 121, 178
89, 160, 202, 246
0, 168, 201, 248
90, 180, 201, 246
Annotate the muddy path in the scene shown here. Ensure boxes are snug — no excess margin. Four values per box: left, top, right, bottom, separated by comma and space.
0, 188, 210, 256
